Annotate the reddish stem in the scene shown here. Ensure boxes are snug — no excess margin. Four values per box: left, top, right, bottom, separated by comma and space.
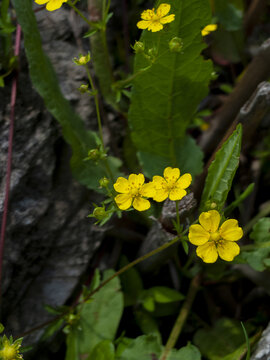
0, 24, 21, 300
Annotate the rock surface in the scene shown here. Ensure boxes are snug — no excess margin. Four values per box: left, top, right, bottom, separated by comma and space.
0, 6, 103, 345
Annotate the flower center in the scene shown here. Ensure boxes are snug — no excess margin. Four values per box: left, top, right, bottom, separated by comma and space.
209, 231, 221, 242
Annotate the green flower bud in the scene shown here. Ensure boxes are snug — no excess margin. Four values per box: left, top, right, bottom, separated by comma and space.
169, 37, 183, 52
132, 41, 145, 53
87, 148, 101, 161
73, 52, 91, 66
78, 84, 89, 94
93, 207, 107, 221
99, 177, 109, 188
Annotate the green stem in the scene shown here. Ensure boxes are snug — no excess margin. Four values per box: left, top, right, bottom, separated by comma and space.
243, 201, 270, 234
84, 236, 181, 301
84, 65, 114, 182
160, 274, 201, 360
113, 66, 151, 90
67, 1, 94, 28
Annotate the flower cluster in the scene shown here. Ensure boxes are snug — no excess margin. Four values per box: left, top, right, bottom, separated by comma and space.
188, 210, 243, 263
137, 3, 175, 32
113, 167, 192, 212
34, 0, 67, 11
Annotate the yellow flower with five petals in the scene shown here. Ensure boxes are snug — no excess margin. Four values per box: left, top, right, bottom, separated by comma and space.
152, 167, 192, 202
137, 3, 175, 32
114, 174, 155, 211
188, 210, 243, 263
34, 0, 67, 11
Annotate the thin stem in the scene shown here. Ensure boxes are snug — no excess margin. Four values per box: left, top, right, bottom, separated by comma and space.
160, 274, 201, 360
67, 1, 94, 27
84, 65, 114, 182
0, 25, 21, 305
243, 201, 270, 234
16, 235, 181, 338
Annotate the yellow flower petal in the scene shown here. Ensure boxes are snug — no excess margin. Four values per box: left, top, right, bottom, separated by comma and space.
160, 14, 175, 24
141, 9, 154, 20
133, 197, 150, 211
113, 177, 130, 193
46, 0, 66, 11
148, 22, 164, 32
176, 173, 192, 189
188, 224, 210, 245
196, 242, 218, 263
153, 189, 168, 202
128, 173, 145, 188
115, 194, 132, 210
156, 3, 171, 17
164, 167, 180, 182
199, 210, 220, 232
35, 0, 49, 4
201, 24, 217, 36
152, 175, 166, 189
137, 20, 151, 29
219, 219, 243, 241
140, 183, 156, 197
217, 240, 240, 261
169, 188, 186, 201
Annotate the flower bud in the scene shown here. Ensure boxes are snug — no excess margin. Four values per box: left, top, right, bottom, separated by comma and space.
93, 207, 107, 221
78, 84, 89, 94
73, 52, 91, 66
169, 37, 183, 52
132, 41, 145, 53
99, 177, 109, 188
87, 148, 101, 161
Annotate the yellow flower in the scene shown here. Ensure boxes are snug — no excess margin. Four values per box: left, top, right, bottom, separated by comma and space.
137, 3, 175, 32
201, 24, 218, 36
114, 174, 155, 211
0, 338, 23, 360
152, 167, 192, 202
34, 0, 67, 11
188, 210, 243, 263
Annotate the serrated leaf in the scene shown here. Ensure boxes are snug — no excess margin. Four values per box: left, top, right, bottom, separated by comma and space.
66, 270, 123, 357
129, 0, 213, 177
200, 124, 242, 211
12, 0, 121, 191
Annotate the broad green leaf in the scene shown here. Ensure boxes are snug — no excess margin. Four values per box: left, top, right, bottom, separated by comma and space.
66, 270, 123, 357
12, 0, 121, 191
129, 0, 213, 178
168, 343, 201, 360
239, 218, 270, 271
117, 334, 162, 360
200, 124, 242, 211
193, 318, 252, 360
147, 286, 185, 304
87, 340, 115, 360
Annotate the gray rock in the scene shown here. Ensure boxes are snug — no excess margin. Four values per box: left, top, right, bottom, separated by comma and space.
251, 322, 270, 360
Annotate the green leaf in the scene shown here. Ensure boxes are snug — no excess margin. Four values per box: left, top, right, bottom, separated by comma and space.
0, 323, 4, 333
134, 310, 160, 338
200, 124, 242, 211
193, 318, 251, 360
87, 340, 115, 360
147, 286, 185, 304
41, 318, 64, 341
129, 0, 213, 178
11, 0, 121, 191
239, 218, 270, 271
65, 331, 79, 360
117, 334, 162, 360
66, 270, 123, 357
168, 343, 201, 360
215, 1, 243, 31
